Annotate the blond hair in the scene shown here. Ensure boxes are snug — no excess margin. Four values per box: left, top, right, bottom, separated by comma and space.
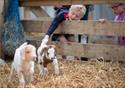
70, 5, 86, 16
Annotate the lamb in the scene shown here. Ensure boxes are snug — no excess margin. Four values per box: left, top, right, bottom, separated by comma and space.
9, 42, 37, 88
37, 44, 59, 77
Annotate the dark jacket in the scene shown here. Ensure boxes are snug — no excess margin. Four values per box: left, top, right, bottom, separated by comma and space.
46, 10, 68, 36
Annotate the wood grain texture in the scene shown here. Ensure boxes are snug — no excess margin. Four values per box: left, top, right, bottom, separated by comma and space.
31, 7, 49, 17
19, 0, 125, 6
27, 40, 125, 61
22, 20, 125, 36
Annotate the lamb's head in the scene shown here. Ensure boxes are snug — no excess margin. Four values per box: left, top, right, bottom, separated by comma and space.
48, 45, 56, 59
40, 45, 56, 60
24, 44, 37, 61
38, 44, 59, 76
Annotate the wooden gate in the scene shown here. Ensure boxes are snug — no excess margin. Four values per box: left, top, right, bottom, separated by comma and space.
1, 0, 125, 61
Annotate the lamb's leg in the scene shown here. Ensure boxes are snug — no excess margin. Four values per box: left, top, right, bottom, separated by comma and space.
26, 72, 33, 85
38, 53, 45, 76
39, 64, 48, 77
8, 64, 14, 83
27, 61, 34, 84
53, 58, 59, 75
43, 67, 48, 76
18, 72, 25, 88
38, 64, 44, 76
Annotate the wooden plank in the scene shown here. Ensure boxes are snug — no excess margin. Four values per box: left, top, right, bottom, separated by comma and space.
27, 39, 125, 61
26, 34, 119, 45
24, 7, 31, 19
88, 10, 93, 20
22, 20, 125, 36
31, 6, 49, 17
19, 0, 125, 6
0, 0, 3, 57
3, 0, 8, 22
55, 42, 125, 61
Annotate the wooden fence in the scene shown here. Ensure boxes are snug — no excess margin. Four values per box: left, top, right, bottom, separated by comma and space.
0, 0, 3, 58
1, 0, 125, 61
22, 20, 125, 61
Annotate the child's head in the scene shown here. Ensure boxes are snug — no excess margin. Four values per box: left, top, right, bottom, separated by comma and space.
111, 3, 125, 15
68, 5, 86, 20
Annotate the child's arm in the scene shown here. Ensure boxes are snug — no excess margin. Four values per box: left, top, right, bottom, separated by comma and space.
41, 11, 66, 45
46, 12, 65, 36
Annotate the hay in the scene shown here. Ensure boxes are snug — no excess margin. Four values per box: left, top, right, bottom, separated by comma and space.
0, 59, 125, 88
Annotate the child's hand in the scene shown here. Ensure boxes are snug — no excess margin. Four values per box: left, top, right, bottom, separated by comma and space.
98, 19, 108, 23
41, 35, 49, 45
66, 17, 72, 21
77, 20, 81, 22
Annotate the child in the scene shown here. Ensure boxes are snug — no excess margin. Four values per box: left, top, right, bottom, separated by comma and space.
112, 3, 125, 45
99, 3, 125, 45
41, 5, 86, 45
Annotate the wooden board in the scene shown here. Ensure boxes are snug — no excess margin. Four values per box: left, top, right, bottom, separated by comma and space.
24, 7, 31, 19
19, 0, 125, 6
0, 0, 3, 57
27, 39, 125, 61
55, 42, 125, 61
0, 0, 4, 58
22, 20, 125, 36
31, 6, 49, 17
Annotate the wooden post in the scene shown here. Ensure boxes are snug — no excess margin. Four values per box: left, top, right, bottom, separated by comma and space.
24, 7, 30, 19
0, 0, 3, 58
88, 7, 93, 20
31, 6, 49, 17
0, 0, 8, 58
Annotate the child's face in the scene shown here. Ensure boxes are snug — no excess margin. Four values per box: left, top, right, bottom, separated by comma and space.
68, 8, 83, 20
112, 4, 125, 15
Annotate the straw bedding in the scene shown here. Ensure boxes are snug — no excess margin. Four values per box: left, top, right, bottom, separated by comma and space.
0, 59, 125, 88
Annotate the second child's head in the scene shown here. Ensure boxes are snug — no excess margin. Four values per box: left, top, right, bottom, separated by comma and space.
68, 5, 86, 20
111, 3, 125, 15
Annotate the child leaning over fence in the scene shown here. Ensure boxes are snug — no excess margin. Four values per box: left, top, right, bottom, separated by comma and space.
41, 5, 86, 45
40, 5, 86, 60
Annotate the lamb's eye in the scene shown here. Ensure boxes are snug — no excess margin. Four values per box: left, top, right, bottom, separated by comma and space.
26, 51, 30, 53
47, 52, 49, 55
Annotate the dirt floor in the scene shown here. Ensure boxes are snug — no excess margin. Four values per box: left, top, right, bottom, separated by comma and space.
0, 59, 125, 88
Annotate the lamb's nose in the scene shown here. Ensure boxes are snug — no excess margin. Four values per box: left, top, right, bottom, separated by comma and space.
32, 56, 37, 61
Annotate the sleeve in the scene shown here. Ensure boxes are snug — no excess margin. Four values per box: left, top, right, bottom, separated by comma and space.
46, 12, 65, 36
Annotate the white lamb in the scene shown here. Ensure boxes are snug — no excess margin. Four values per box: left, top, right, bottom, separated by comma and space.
9, 42, 37, 88
37, 44, 59, 77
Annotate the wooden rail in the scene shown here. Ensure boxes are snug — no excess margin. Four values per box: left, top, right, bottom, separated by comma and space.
19, 0, 125, 6
2, 0, 125, 60
31, 7, 50, 17
22, 20, 125, 36
0, 0, 3, 57
55, 42, 125, 61
22, 19, 125, 61
28, 40, 125, 61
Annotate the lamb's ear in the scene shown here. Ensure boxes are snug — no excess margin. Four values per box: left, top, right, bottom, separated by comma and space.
13, 49, 21, 61
18, 42, 28, 50
48, 45, 52, 48
49, 45, 56, 49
